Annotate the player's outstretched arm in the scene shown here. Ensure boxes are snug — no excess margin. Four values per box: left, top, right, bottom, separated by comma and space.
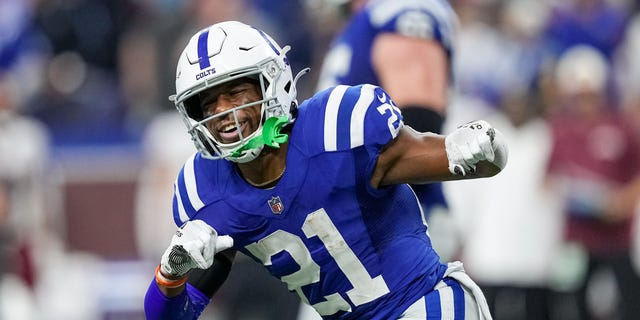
372, 120, 508, 188
444, 120, 508, 177
144, 220, 235, 319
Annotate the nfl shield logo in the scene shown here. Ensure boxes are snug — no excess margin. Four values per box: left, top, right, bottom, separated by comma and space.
268, 196, 284, 214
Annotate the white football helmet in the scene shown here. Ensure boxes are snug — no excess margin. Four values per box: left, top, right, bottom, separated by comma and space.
171, 21, 309, 163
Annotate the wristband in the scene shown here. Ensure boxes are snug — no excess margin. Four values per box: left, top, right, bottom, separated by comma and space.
188, 252, 234, 298
401, 105, 444, 134
155, 264, 188, 288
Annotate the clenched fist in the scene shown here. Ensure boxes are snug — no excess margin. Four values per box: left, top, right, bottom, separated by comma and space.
160, 220, 234, 279
445, 120, 508, 176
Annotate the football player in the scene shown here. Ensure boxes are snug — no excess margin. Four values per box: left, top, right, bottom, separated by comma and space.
144, 21, 506, 319
316, 0, 458, 219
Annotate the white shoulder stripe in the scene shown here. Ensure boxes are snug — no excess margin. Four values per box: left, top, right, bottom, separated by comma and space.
350, 84, 375, 147
324, 85, 349, 151
175, 182, 189, 224
184, 153, 205, 211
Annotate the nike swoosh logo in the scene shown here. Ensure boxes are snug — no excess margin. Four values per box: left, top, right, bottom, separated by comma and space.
377, 92, 386, 103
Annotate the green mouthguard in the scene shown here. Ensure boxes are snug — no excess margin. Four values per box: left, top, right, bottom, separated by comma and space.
231, 116, 290, 158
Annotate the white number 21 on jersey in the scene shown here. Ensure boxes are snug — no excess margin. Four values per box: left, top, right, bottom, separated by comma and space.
245, 208, 390, 316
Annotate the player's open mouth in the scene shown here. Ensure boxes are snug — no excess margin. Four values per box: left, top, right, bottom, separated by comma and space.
218, 121, 248, 142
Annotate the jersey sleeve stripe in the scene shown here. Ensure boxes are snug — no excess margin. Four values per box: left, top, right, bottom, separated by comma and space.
183, 153, 205, 211
350, 84, 375, 148
324, 85, 349, 151
175, 173, 195, 218
336, 87, 360, 150
173, 154, 203, 224
174, 182, 190, 224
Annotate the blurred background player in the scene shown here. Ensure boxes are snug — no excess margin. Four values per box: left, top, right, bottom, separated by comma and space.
0, 72, 51, 318
441, 1, 568, 319
546, 44, 640, 320
314, 0, 458, 221
445, 86, 565, 320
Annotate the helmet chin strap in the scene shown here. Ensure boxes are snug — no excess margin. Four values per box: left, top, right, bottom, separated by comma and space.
230, 116, 289, 159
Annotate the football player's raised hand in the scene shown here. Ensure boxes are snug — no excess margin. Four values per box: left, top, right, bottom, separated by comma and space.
444, 120, 508, 176
159, 220, 234, 279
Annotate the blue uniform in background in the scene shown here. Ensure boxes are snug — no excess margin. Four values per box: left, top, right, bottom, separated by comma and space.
317, 0, 456, 90
171, 84, 446, 319
317, 0, 457, 218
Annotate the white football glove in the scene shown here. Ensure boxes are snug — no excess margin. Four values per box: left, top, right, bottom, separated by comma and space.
445, 120, 508, 176
160, 220, 234, 278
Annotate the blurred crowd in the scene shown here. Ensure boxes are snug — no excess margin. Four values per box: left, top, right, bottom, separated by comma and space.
2, 0, 640, 319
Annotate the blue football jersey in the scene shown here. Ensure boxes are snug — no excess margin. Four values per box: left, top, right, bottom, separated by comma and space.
172, 84, 446, 319
317, 0, 457, 90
